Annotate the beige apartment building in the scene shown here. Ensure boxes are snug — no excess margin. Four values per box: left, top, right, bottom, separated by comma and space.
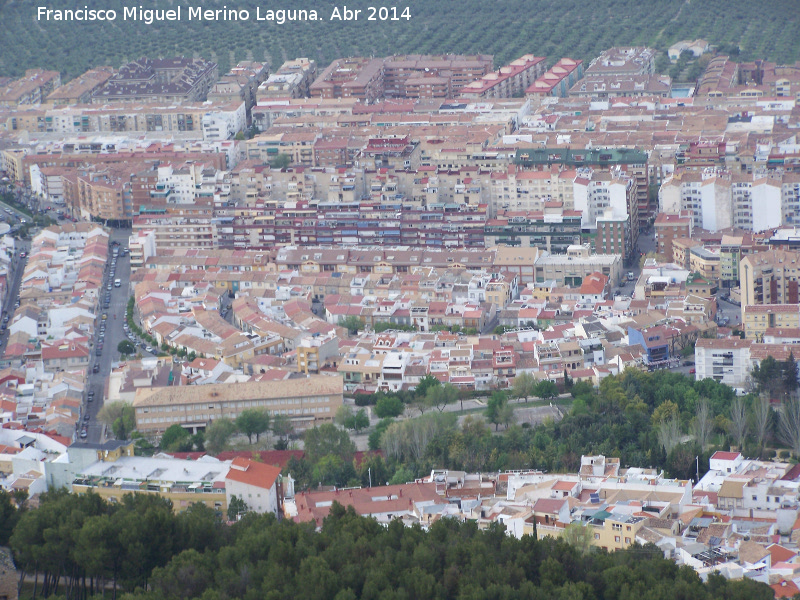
77, 174, 127, 221
740, 249, 800, 307
3, 101, 243, 138
0, 149, 26, 183
688, 246, 721, 283
742, 304, 800, 341
133, 376, 343, 433
490, 167, 576, 215
133, 207, 216, 251
45, 67, 115, 105
671, 237, 702, 270
0, 69, 61, 106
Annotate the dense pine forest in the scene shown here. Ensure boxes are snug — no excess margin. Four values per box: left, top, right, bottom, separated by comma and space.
1, 0, 799, 79
0, 490, 775, 600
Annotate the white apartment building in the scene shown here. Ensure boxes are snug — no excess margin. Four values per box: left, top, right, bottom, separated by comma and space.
694, 338, 753, 388
154, 163, 230, 205
201, 102, 247, 141
660, 169, 798, 232
573, 168, 634, 229
129, 229, 157, 268
30, 165, 66, 205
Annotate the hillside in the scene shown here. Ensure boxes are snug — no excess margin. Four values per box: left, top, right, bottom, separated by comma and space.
1, 0, 799, 79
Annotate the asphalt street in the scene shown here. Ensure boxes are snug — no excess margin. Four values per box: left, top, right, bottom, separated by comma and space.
0, 241, 29, 347
80, 227, 136, 444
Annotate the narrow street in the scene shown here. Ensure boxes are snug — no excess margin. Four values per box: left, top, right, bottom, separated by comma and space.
80, 227, 133, 444
0, 241, 29, 356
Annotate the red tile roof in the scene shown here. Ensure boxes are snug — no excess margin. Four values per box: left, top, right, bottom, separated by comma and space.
767, 544, 797, 564
294, 482, 444, 526
771, 580, 800, 598
579, 272, 608, 296
711, 451, 742, 461
552, 480, 578, 491
225, 457, 281, 490
533, 498, 568, 514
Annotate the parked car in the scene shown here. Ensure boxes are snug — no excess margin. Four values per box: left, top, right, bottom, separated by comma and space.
689, 368, 696, 374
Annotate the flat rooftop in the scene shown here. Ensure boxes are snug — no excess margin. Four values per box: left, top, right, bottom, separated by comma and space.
75, 455, 229, 486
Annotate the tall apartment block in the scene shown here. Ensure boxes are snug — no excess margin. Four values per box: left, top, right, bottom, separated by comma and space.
653, 212, 693, 262
574, 168, 639, 262
659, 169, 800, 232
740, 249, 800, 307
514, 147, 650, 225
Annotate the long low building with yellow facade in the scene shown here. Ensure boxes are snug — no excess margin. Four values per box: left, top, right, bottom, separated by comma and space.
72, 452, 229, 513
69, 441, 283, 517
132, 375, 343, 434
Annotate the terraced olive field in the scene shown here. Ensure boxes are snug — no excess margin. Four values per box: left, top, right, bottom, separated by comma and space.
1, 0, 798, 79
